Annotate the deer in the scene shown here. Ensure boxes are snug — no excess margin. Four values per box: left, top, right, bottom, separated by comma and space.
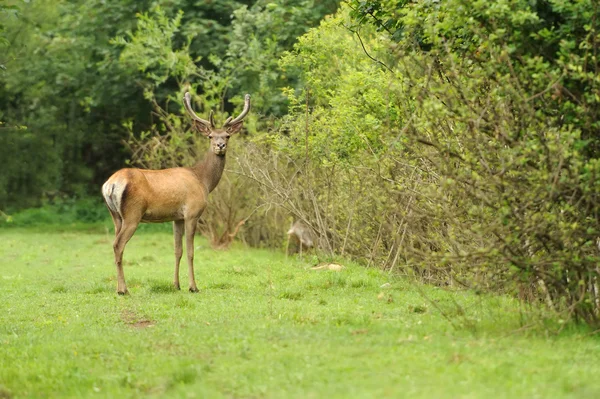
285, 220, 315, 257
101, 92, 250, 294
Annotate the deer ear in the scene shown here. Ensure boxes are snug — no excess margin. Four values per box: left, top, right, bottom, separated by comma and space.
226, 121, 244, 135
193, 121, 212, 136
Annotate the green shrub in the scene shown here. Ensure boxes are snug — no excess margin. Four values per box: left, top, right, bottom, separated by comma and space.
0, 197, 108, 227
345, 0, 600, 325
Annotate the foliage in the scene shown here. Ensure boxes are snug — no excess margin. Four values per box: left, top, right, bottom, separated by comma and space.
341, 0, 600, 325
111, 7, 194, 88
2, 229, 600, 398
237, 12, 415, 265
0, 2, 19, 70
0, 0, 150, 209
224, 0, 339, 115
0, 0, 336, 210
0, 197, 108, 227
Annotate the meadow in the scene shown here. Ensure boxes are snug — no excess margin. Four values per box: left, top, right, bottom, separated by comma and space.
1, 227, 599, 398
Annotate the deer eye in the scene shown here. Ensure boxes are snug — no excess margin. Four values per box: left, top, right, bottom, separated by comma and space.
208, 135, 213, 139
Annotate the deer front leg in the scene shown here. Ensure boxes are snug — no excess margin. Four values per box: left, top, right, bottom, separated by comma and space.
173, 220, 184, 290
113, 221, 139, 295
185, 218, 200, 293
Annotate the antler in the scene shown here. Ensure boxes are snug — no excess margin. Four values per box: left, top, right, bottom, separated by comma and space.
183, 92, 213, 128
223, 94, 251, 127
209, 110, 215, 128
184, 92, 250, 128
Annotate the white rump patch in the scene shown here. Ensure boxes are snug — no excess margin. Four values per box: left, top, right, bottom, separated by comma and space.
102, 180, 127, 217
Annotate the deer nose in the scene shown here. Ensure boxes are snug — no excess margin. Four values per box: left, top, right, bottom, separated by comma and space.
217, 143, 226, 150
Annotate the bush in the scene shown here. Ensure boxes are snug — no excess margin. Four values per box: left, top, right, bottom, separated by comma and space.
233, 2, 600, 326
0, 197, 108, 227
343, 0, 600, 325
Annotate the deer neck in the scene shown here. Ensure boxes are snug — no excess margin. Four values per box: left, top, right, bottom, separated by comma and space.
191, 151, 226, 193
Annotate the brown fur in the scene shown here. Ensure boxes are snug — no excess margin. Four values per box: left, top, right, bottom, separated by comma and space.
102, 92, 250, 294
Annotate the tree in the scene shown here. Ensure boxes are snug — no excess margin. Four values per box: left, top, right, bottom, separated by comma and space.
0, 0, 338, 209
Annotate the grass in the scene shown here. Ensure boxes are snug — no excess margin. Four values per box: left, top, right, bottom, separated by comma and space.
1, 228, 599, 398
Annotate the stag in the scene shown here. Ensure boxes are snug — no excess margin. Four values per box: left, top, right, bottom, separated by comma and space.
102, 92, 250, 294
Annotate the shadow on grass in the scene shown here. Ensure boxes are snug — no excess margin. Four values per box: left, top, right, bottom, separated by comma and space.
148, 280, 179, 294
86, 282, 113, 294
50, 285, 69, 294
279, 290, 303, 300
208, 282, 234, 290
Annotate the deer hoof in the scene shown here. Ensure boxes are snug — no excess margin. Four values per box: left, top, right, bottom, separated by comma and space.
174, 283, 181, 290
117, 289, 129, 296
189, 287, 199, 293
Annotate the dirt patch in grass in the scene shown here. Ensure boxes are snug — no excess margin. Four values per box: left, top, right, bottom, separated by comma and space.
121, 310, 155, 329
131, 320, 154, 329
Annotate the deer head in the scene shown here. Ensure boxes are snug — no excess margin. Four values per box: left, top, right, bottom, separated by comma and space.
183, 92, 251, 156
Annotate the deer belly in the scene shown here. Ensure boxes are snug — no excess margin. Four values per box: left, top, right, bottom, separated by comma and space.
141, 207, 185, 223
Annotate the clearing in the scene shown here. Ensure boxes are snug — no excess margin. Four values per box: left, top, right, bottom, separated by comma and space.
1, 228, 599, 398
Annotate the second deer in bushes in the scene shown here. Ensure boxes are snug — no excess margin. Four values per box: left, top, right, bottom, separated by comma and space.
286, 220, 315, 257
102, 92, 250, 294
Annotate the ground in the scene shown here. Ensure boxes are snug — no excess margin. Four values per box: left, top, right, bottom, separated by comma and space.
1, 227, 599, 398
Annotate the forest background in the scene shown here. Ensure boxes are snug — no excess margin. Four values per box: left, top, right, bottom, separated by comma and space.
1, 0, 599, 327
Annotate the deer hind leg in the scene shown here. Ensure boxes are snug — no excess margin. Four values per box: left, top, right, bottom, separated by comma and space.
108, 209, 123, 237
173, 220, 184, 290
185, 218, 200, 293
113, 216, 141, 295
285, 234, 291, 259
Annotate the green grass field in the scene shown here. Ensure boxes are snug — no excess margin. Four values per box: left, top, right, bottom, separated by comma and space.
1, 227, 599, 398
